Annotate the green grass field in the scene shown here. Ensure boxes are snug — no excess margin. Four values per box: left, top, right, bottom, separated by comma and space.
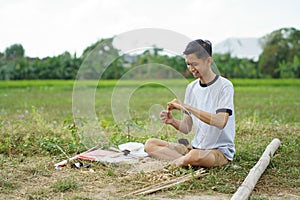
0, 79, 299, 199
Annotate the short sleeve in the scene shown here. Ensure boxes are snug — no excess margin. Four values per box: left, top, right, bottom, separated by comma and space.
216, 83, 234, 116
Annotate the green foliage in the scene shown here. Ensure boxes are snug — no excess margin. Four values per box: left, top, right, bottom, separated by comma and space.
258, 27, 300, 78
107, 118, 151, 147
278, 55, 300, 78
5, 44, 25, 60
0, 106, 85, 156
213, 53, 258, 78
0, 51, 81, 80
80, 38, 122, 79
1, 27, 300, 80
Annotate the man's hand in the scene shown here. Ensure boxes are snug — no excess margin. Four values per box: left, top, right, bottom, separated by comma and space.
167, 99, 182, 111
160, 110, 174, 124
167, 99, 191, 115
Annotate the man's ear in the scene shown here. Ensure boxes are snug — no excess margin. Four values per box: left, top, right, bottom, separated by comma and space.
206, 56, 213, 64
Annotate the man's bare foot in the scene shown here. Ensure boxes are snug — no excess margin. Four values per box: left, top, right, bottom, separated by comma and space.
168, 143, 189, 155
171, 156, 186, 167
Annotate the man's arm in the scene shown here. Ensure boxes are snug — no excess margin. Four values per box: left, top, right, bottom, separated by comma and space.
169, 114, 193, 134
183, 104, 229, 129
167, 98, 229, 130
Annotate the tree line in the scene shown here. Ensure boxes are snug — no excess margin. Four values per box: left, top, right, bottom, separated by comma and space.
0, 27, 299, 80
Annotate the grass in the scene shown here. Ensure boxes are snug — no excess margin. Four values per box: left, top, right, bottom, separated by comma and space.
0, 79, 299, 199
53, 178, 79, 192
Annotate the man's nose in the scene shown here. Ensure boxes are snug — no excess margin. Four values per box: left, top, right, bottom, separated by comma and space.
188, 65, 197, 72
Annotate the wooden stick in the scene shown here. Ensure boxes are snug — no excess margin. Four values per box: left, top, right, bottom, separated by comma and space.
125, 169, 206, 196
54, 145, 98, 167
231, 138, 281, 200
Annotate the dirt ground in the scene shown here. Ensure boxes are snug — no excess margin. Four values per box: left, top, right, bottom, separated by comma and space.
1, 156, 299, 200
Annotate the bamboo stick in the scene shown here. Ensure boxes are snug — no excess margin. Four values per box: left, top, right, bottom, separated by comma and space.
231, 138, 281, 200
125, 169, 206, 196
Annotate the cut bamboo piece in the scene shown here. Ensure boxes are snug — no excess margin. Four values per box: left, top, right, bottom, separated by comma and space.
231, 138, 281, 200
126, 168, 206, 196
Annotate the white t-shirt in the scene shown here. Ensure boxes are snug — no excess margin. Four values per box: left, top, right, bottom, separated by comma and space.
184, 75, 235, 161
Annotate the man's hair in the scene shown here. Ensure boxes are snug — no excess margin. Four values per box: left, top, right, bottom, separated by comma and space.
183, 39, 212, 58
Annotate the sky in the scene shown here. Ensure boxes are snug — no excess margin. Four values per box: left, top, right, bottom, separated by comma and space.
1, 0, 299, 58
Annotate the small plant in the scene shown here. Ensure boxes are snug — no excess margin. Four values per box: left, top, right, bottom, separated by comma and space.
0, 177, 18, 190
123, 118, 146, 140
105, 169, 116, 177
63, 116, 81, 146
53, 178, 78, 192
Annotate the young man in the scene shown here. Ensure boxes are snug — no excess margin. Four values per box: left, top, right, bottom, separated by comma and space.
144, 39, 235, 167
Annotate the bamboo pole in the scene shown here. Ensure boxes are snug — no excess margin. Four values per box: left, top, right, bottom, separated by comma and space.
231, 138, 281, 200
125, 168, 206, 197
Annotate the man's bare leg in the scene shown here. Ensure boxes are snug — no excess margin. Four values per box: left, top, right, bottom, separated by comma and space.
172, 149, 216, 167
144, 138, 188, 161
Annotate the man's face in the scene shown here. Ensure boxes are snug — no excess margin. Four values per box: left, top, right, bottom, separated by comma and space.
185, 53, 208, 78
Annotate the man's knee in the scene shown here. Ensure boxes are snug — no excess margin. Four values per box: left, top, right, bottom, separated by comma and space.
144, 138, 159, 153
183, 149, 215, 167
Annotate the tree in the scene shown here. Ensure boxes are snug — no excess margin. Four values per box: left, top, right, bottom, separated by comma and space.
213, 53, 258, 78
80, 38, 120, 79
5, 44, 25, 60
278, 55, 300, 78
258, 27, 300, 78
